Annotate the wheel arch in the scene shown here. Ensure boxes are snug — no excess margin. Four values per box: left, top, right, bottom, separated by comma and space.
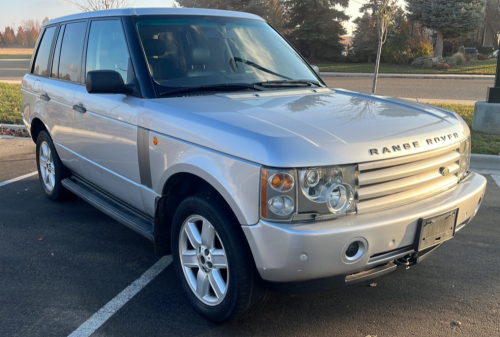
153, 162, 259, 256
30, 117, 48, 143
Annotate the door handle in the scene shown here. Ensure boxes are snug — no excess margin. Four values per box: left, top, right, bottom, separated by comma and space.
73, 104, 86, 114
40, 93, 50, 102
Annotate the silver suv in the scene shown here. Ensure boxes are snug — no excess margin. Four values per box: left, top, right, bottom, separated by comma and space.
22, 8, 487, 322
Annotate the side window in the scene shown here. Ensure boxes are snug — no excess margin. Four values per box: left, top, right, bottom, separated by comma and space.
86, 20, 131, 83
32, 26, 56, 77
50, 25, 66, 78
59, 21, 87, 82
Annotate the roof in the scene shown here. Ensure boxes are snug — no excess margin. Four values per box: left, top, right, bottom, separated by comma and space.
45, 7, 265, 26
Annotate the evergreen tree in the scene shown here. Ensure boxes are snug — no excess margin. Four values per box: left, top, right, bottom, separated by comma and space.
175, 0, 253, 11
288, 0, 349, 60
3, 27, 15, 45
406, 0, 486, 57
16, 27, 28, 46
352, 12, 379, 62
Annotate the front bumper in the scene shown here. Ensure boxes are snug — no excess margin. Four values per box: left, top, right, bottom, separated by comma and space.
242, 172, 487, 284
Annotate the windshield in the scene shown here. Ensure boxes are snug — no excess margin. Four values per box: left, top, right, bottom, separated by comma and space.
135, 16, 321, 95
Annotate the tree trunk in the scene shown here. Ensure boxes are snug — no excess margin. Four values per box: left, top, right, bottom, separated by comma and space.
372, 35, 383, 94
435, 31, 444, 57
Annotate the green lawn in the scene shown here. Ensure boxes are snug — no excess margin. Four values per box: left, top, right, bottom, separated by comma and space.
318, 59, 498, 75
0, 83, 498, 155
0, 83, 22, 124
432, 104, 500, 155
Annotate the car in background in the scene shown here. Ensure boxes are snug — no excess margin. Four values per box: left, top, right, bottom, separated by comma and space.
464, 47, 479, 56
489, 50, 499, 58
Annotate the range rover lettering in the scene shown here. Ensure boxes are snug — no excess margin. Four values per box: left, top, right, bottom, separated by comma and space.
21, 8, 487, 322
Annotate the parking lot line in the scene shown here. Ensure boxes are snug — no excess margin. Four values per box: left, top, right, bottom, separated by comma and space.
492, 175, 500, 189
0, 171, 38, 188
68, 256, 172, 337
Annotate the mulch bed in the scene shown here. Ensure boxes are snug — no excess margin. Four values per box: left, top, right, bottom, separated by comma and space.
0, 127, 30, 138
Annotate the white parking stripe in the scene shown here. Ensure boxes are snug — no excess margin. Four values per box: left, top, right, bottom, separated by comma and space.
0, 171, 38, 188
67, 256, 173, 337
492, 175, 500, 189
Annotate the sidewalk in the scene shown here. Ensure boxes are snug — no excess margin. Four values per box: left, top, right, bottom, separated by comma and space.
320, 72, 495, 81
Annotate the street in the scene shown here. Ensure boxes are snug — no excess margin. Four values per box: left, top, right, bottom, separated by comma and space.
0, 59, 495, 102
1, 139, 499, 337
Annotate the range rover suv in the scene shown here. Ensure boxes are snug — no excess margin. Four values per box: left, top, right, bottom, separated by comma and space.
22, 8, 487, 322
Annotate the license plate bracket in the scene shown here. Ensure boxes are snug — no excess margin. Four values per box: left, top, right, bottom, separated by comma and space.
413, 209, 458, 252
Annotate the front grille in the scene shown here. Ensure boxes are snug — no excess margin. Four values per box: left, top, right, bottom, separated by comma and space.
357, 143, 461, 213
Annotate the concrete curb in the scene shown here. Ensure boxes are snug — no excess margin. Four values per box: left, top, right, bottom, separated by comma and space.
0, 124, 26, 131
471, 154, 500, 175
320, 72, 495, 81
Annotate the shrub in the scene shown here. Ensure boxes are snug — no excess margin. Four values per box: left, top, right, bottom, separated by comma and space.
435, 63, 451, 70
447, 53, 466, 66
477, 53, 487, 60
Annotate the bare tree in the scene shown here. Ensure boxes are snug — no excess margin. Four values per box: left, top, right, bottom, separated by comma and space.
69, 0, 130, 11
371, 0, 396, 94
362, 0, 397, 94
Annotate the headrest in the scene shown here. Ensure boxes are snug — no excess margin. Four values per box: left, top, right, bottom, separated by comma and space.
142, 39, 166, 57
189, 45, 211, 65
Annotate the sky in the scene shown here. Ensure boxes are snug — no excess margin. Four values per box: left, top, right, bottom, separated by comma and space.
0, 0, 405, 36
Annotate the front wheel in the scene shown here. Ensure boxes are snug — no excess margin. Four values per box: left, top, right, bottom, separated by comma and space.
172, 193, 270, 322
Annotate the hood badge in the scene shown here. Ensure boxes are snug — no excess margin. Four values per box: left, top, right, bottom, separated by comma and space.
369, 133, 460, 155
440, 167, 450, 176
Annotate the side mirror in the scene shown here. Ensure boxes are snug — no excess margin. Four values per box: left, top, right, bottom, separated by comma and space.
86, 70, 134, 95
311, 65, 320, 75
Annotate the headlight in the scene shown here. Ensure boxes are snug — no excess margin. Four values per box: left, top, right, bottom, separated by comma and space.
298, 166, 357, 216
458, 136, 471, 180
261, 165, 358, 222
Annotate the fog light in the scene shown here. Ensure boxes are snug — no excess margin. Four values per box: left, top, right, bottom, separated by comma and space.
345, 241, 359, 258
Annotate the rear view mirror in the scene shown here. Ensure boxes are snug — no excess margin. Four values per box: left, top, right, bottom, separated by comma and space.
311, 65, 320, 75
86, 70, 134, 95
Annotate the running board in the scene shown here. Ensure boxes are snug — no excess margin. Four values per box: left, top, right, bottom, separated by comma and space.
62, 177, 154, 241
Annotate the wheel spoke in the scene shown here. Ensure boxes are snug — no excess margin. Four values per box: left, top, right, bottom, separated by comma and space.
201, 220, 215, 248
48, 173, 55, 189
181, 250, 199, 268
211, 249, 228, 269
208, 269, 226, 299
185, 221, 202, 249
196, 269, 210, 298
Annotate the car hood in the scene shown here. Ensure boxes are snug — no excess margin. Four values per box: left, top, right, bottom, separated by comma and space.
139, 88, 469, 167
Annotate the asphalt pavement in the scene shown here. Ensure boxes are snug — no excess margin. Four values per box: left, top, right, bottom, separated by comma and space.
1, 139, 500, 337
0, 59, 30, 82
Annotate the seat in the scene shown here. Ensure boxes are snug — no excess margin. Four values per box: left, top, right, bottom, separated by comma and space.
186, 45, 216, 77
142, 39, 183, 80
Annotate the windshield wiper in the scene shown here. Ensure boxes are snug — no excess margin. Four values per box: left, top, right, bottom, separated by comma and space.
255, 79, 322, 88
232, 57, 292, 80
159, 83, 262, 97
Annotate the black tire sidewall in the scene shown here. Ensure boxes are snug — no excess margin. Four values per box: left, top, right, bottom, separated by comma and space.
35, 131, 67, 200
172, 194, 247, 322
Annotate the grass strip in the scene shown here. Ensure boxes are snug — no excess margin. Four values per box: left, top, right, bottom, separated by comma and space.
0, 83, 22, 124
318, 59, 497, 75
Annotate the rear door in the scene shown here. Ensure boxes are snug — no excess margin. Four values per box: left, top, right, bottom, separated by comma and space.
72, 18, 145, 212
21, 25, 57, 136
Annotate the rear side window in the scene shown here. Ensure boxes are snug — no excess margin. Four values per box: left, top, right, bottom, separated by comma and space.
32, 26, 56, 77
86, 20, 131, 83
58, 21, 87, 82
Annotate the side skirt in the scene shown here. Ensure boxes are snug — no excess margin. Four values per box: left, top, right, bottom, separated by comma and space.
62, 176, 155, 242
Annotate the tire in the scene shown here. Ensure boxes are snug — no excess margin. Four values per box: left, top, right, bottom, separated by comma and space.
35, 131, 71, 201
172, 193, 270, 322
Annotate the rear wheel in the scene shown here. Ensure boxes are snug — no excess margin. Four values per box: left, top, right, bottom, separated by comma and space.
172, 193, 270, 322
35, 131, 71, 200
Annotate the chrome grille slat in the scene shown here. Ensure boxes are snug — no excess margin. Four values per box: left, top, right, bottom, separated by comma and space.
358, 144, 460, 213
359, 150, 460, 185
358, 163, 459, 200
